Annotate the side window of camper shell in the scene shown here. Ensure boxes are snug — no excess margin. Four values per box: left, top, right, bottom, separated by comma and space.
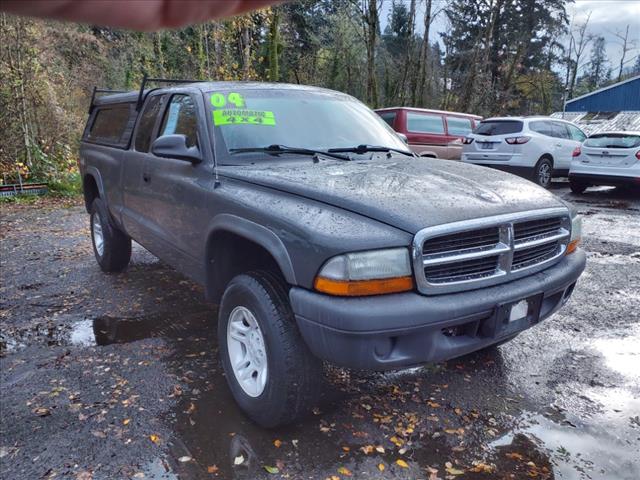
86, 104, 134, 147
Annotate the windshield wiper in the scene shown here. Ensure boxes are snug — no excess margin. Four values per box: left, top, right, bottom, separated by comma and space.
328, 144, 415, 157
229, 144, 351, 161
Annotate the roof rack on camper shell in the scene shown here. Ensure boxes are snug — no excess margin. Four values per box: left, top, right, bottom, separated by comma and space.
88, 75, 206, 113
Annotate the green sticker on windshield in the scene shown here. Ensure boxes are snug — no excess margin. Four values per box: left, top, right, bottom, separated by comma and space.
210, 92, 245, 108
213, 109, 276, 126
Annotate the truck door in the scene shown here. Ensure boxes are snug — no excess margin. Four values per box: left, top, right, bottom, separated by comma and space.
122, 93, 165, 247
138, 93, 212, 280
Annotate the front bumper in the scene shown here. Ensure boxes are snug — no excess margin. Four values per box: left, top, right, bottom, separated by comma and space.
290, 250, 586, 370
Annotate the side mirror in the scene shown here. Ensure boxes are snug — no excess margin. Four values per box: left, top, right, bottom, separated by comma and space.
151, 134, 202, 163
397, 133, 409, 145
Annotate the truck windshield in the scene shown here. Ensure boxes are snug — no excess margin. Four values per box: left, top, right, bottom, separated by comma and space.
208, 89, 409, 163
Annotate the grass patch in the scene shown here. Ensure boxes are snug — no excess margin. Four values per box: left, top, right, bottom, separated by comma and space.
47, 172, 82, 197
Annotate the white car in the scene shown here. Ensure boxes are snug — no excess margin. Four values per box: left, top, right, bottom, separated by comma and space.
461, 117, 587, 188
569, 131, 640, 194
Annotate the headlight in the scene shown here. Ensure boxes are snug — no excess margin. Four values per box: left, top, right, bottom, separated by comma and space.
314, 248, 413, 296
566, 214, 582, 254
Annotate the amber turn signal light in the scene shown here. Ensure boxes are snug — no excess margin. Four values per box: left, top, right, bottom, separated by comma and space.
314, 276, 413, 296
566, 238, 580, 255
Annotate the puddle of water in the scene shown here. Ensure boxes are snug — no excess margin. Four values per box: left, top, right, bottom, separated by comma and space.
492, 411, 640, 480
591, 326, 640, 381
69, 319, 96, 347
67, 311, 212, 348
141, 457, 179, 480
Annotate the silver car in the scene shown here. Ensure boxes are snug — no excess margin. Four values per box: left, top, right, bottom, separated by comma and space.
462, 117, 587, 188
569, 131, 640, 193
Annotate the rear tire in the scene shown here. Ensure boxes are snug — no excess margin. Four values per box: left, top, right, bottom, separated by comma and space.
90, 198, 131, 272
569, 178, 588, 194
218, 271, 322, 428
532, 157, 553, 188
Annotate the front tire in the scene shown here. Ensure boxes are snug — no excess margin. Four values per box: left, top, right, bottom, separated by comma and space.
218, 271, 322, 428
532, 157, 553, 188
90, 198, 131, 272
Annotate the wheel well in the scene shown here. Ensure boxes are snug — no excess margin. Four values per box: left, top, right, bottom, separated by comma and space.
538, 154, 554, 166
83, 174, 99, 212
205, 231, 284, 303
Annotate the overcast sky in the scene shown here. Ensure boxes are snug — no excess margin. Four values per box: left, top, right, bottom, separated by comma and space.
381, 0, 640, 77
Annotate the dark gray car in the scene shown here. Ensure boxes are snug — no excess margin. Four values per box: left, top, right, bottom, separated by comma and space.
79, 81, 586, 427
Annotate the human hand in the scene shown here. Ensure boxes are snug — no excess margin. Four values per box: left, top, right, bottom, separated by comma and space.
2, 0, 281, 30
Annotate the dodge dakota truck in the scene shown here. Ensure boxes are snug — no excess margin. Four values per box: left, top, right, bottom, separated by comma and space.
79, 79, 586, 427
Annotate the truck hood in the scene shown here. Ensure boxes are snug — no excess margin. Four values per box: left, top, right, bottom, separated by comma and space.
218, 157, 567, 234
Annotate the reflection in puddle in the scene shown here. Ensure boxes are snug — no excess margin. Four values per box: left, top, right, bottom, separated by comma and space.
492, 412, 640, 480
591, 326, 640, 381
67, 312, 212, 347
69, 319, 96, 347
141, 458, 179, 480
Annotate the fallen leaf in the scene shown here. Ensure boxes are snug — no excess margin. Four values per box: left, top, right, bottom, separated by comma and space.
33, 407, 51, 417
506, 452, 524, 461
132, 474, 145, 479
396, 459, 409, 468
274, 439, 282, 448
338, 466, 352, 476
178, 456, 192, 462
375, 445, 385, 454
291, 439, 299, 448
341, 446, 350, 452
446, 465, 465, 475
186, 403, 196, 415
76, 471, 92, 480
149, 434, 160, 445
91, 430, 106, 438
234, 455, 245, 465
427, 468, 439, 480
427, 401, 440, 408
390, 436, 404, 447
123, 418, 131, 425
470, 462, 494, 473
360, 445, 374, 454
264, 466, 279, 474
378, 463, 385, 472
207, 465, 219, 473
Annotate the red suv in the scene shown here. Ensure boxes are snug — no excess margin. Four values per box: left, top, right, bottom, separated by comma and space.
376, 107, 482, 160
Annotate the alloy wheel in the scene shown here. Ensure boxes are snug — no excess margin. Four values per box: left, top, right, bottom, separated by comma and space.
227, 306, 268, 397
538, 163, 551, 187
92, 214, 104, 257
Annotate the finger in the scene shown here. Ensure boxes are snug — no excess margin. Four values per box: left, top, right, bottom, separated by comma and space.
2, 0, 282, 31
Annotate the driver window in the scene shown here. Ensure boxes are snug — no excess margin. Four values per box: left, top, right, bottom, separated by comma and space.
159, 95, 199, 148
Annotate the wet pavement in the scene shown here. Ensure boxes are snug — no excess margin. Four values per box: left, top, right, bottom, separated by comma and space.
1, 182, 638, 480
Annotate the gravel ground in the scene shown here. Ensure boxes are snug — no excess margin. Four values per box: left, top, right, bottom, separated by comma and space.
1, 182, 638, 480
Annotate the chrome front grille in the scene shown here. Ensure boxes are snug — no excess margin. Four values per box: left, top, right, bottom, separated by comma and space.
413, 208, 571, 294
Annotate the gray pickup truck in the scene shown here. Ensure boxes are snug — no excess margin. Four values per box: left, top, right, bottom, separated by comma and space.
79, 79, 586, 427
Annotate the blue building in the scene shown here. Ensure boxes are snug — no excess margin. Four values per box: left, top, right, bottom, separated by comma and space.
565, 75, 640, 112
